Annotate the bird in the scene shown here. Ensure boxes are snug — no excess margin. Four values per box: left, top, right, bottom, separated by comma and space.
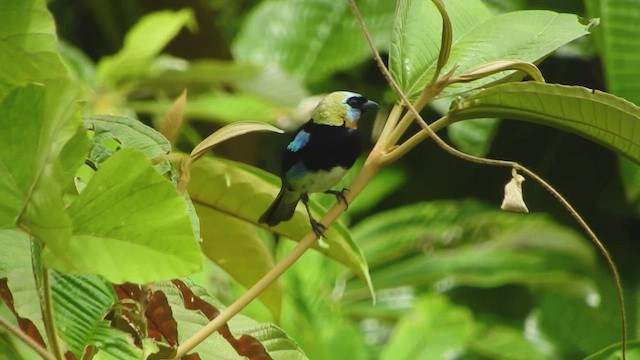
259, 91, 379, 237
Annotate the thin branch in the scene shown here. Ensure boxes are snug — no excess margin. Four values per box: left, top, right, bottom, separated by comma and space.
0, 315, 56, 360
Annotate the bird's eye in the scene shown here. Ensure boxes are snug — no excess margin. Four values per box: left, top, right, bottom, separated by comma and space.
346, 96, 366, 109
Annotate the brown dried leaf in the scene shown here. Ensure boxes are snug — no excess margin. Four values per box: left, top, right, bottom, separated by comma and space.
172, 280, 272, 360
0, 278, 46, 348
159, 89, 188, 143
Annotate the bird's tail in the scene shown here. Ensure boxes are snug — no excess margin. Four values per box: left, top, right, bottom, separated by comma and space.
259, 187, 300, 227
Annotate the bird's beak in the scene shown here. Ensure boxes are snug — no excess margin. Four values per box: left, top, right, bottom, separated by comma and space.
361, 100, 379, 114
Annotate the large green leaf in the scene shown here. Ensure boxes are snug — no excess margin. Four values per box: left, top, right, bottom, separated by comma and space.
380, 294, 476, 360
43, 148, 202, 283
52, 273, 140, 359
390, 0, 492, 97
346, 201, 596, 297
537, 275, 623, 356
186, 156, 373, 296
390, 1, 592, 99
196, 205, 282, 318
585, 0, 640, 215
232, 0, 394, 82
448, 82, 640, 164
276, 240, 369, 360
0, 80, 86, 243
0, 0, 69, 92
585, 0, 640, 106
96, 9, 195, 87
0, 230, 46, 343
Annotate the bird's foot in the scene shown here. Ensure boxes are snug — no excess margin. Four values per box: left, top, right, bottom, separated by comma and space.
324, 188, 350, 209
310, 218, 327, 238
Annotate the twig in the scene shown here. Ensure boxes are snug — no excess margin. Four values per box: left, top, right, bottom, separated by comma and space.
0, 315, 56, 360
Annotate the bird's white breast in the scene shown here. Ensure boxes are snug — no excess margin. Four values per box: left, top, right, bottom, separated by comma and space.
288, 166, 348, 194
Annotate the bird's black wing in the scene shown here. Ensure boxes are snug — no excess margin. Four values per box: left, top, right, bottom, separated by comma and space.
282, 121, 361, 175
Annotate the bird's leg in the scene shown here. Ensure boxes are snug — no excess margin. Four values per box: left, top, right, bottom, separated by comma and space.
324, 188, 350, 209
301, 193, 326, 238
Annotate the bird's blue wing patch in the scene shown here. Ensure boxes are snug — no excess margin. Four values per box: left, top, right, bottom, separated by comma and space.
287, 130, 310, 152
286, 162, 309, 179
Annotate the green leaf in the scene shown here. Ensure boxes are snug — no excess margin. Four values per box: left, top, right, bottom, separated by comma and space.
346, 166, 406, 216
441, 10, 591, 97
380, 294, 476, 360
619, 157, 640, 212
0, 0, 70, 92
185, 156, 372, 297
191, 121, 283, 160
196, 205, 282, 318
52, 273, 140, 359
130, 93, 284, 126
448, 82, 640, 164
0, 80, 85, 243
469, 324, 550, 360
347, 201, 596, 296
232, 0, 395, 82
96, 9, 195, 87
447, 118, 500, 157
537, 275, 623, 355
277, 241, 368, 360
0, 230, 46, 342
84, 115, 171, 165
390, 0, 492, 98
43, 148, 202, 283
390, 2, 592, 99
586, 0, 640, 106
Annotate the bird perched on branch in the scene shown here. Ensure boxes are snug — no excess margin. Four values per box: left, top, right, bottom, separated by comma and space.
259, 91, 379, 237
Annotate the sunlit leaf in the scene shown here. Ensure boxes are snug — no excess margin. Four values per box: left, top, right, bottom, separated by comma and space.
380, 294, 476, 360
0, 230, 47, 345
191, 121, 283, 160
0, 80, 86, 243
390, 0, 492, 98
0, 0, 69, 93
43, 149, 202, 283
196, 205, 282, 318
448, 82, 640, 164
390, 1, 592, 99
233, 0, 394, 82
96, 9, 195, 87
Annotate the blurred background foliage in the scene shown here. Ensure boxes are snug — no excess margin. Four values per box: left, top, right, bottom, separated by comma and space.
46, 0, 639, 358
